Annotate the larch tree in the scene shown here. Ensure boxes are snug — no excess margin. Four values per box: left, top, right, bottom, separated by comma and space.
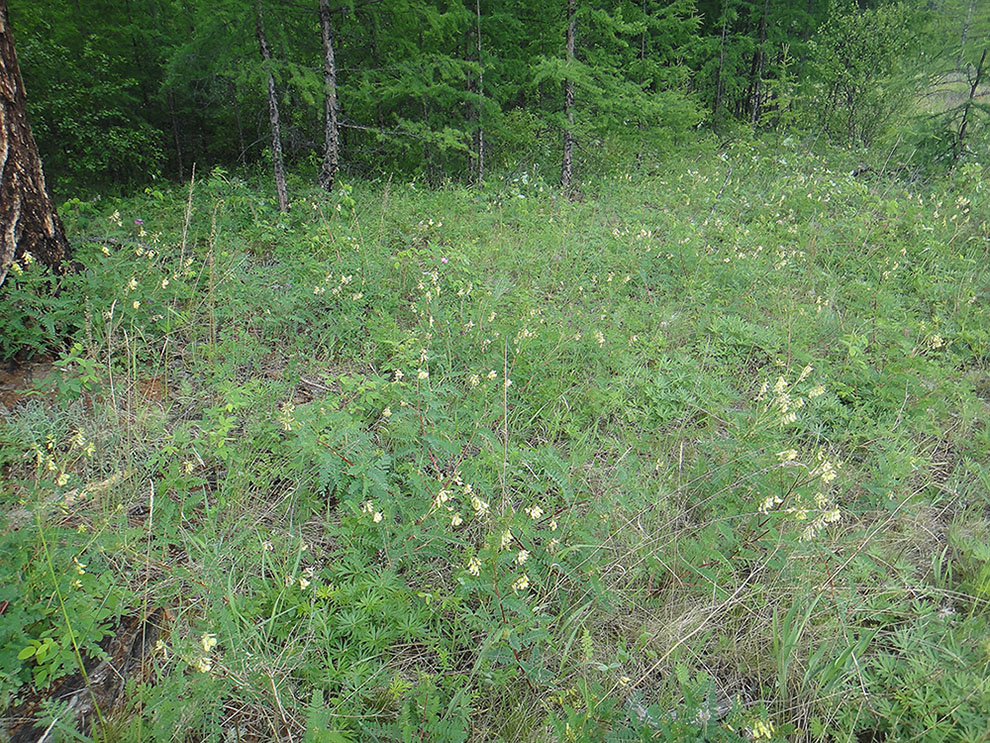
256, 1, 289, 212
0, 0, 72, 287
561, 0, 576, 190
318, 0, 340, 192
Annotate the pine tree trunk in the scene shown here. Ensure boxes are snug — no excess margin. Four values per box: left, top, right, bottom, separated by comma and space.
318, 0, 340, 192
256, 3, 289, 212
561, 0, 576, 190
0, 0, 72, 287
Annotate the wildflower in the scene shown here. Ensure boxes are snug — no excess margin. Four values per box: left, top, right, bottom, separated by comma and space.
73, 557, 86, 575
441, 257, 449, 264
808, 385, 825, 398
161, 278, 169, 289
132, 301, 140, 309
451, 513, 463, 527
417, 369, 429, 380
84, 443, 95, 457
373, 511, 384, 523
155, 639, 168, 659
500, 530, 514, 549
362, 501, 375, 513
57, 473, 69, 487
549, 519, 558, 532
487, 370, 497, 380
299, 577, 310, 590
516, 549, 530, 565
819, 460, 838, 484
618, 676, 631, 687
470, 495, 489, 517
504, 378, 513, 389
183, 460, 195, 474
195, 657, 212, 673
511, 574, 530, 593
128, 277, 138, 291
394, 369, 404, 382
466, 556, 481, 576
776, 449, 798, 462
548, 538, 560, 552
134, 218, 143, 226
201, 633, 218, 653
469, 374, 480, 387
382, 406, 392, 419
751, 719, 774, 740
525, 505, 543, 520
758, 494, 782, 513
101, 246, 111, 256
595, 330, 606, 346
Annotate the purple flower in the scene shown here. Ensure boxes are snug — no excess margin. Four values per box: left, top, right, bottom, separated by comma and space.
134, 219, 143, 226
441, 257, 449, 264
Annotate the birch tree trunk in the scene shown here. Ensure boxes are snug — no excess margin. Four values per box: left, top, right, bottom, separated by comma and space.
256, 3, 289, 212
318, 0, 340, 192
561, 0, 576, 190
0, 0, 72, 287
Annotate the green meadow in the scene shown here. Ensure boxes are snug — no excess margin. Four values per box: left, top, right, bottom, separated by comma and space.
1, 139, 988, 742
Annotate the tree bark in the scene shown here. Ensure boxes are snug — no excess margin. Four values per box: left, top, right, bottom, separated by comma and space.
561, 0, 576, 190
473, 0, 484, 186
256, 3, 289, 212
0, 0, 72, 287
318, 0, 340, 192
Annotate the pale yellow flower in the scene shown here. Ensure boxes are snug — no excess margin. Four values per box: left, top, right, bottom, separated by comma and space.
201, 633, 218, 653
516, 549, 529, 565
511, 574, 530, 593
466, 556, 481, 576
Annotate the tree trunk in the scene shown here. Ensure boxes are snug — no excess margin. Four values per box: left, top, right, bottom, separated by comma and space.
473, 0, 484, 186
0, 0, 71, 287
954, 47, 987, 166
748, 0, 770, 126
318, 0, 340, 192
256, 3, 289, 212
561, 0, 576, 190
713, 1, 729, 127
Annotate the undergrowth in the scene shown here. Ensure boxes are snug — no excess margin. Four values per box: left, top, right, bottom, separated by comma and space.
1, 138, 988, 742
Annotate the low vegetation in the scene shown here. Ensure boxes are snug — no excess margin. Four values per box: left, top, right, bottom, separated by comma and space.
1, 138, 988, 742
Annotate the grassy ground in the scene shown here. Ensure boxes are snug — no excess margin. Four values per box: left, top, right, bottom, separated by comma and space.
1, 137, 989, 742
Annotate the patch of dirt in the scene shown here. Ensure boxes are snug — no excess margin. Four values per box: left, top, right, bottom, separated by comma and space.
0, 357, 54, 411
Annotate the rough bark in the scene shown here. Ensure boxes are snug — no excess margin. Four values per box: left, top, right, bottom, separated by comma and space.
561, 0, 576, 190
256, 3, 289, 212
318, 0, 340, 192
0, 0, 72, 287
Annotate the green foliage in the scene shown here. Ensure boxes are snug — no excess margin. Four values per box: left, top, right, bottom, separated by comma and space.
1, 139, 988, 740
805, 2, 925, 146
